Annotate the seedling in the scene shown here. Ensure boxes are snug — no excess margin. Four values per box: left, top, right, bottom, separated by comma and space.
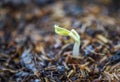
54, 25, 80, 56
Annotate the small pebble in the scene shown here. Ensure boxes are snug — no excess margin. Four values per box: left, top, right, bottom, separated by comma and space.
84, 45, 94, 56
57, 65, 65, 73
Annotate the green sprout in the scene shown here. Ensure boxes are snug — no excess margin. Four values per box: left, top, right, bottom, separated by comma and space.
54, 25, 80, 56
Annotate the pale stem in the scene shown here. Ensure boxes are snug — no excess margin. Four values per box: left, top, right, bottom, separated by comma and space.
73, 42, 80, 56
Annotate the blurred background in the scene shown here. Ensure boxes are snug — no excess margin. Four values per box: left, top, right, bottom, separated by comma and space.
0, 0, 120, 31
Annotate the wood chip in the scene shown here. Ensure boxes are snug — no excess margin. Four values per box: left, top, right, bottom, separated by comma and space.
96, 34, 109, 43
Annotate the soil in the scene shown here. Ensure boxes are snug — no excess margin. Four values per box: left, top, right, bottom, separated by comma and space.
0, 0, 120, 82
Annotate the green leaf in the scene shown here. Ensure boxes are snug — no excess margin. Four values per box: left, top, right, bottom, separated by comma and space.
54, 25, 70, 36
54, 25, 80, 44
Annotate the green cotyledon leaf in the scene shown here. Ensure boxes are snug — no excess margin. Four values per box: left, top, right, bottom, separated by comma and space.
54, 25, 80, 43
54, 25, 70, 36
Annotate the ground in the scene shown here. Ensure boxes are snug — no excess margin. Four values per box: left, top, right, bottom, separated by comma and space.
0, 0, 120, 82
